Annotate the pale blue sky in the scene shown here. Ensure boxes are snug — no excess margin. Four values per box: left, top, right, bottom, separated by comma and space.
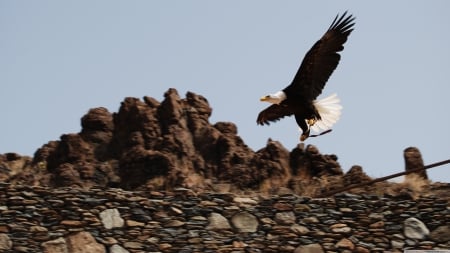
1, 1, 449, 182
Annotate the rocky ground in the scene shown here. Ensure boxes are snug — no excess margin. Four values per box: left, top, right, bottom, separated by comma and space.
0, 183, 449, 253
0, 89, 449, 252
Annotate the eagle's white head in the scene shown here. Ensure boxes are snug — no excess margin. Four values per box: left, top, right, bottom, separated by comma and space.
260, 90, 287, 105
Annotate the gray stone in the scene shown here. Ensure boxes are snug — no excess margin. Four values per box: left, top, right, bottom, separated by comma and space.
302, 216, 320, 223
123, 241, 144, 249
165, 220, 185, 227
330, 223, 352, 233
405, 238, 418, 246
335, 238, 354, 250
41, 237, 68, 253
0, 233, 12, 251
404, 217, 429, 239
368, 213, 384, 220
294, 243, 324, 253
100, 208, 124, 229
206, 212, 231, 230
429, 225, 450, 243
30, 225, 48, 232
290, 224, 310, 235
274, 211, 296, 225
110, 244, 130, 253
231, 211, 259, 232
391, 239, 405, 249
233, 197, 258, 205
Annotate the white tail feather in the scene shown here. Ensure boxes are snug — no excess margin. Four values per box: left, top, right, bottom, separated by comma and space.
309, 93, 342, 133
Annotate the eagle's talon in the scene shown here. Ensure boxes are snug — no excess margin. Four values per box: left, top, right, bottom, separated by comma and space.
300, 129, 310, 142
300, 134, 309, 142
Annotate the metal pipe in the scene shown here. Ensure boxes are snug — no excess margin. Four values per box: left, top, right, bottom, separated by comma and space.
320, 159, 450, 197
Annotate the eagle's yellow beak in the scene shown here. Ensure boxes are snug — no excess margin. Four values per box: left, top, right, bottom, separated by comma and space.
260, 95, 270, 102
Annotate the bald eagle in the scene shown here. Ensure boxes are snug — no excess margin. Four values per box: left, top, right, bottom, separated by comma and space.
257, 12, 355, 141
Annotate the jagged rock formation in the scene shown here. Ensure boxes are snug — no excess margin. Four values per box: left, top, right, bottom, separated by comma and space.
404, 146, 428, 180
0, 88, 347, 195
0, 153, 33, 184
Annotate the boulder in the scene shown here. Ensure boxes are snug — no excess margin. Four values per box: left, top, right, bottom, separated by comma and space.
404, 217, 429, 240
231, 212, 259, 232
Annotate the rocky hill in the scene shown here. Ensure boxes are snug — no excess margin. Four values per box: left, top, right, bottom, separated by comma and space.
1, 89, 339, 193
0, 88, 449, 198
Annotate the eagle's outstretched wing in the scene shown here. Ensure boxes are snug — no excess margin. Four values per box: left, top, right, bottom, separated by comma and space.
284, 12, 355, 101
257, 103, 293, 125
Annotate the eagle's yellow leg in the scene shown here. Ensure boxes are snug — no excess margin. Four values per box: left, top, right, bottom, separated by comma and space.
307, 118, 316, 126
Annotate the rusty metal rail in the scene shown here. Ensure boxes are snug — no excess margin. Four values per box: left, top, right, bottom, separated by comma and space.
320, 159, 450, 197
